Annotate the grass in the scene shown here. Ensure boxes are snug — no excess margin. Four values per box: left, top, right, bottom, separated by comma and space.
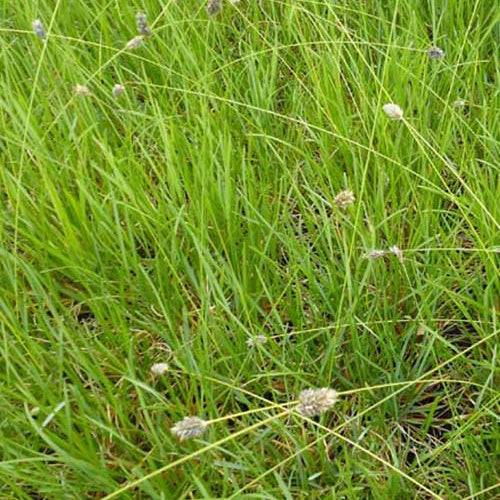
0, 0, 499, 498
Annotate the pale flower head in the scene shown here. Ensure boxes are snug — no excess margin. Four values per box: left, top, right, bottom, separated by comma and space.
389, 245, 404, 263
364, 249, 387, 260
112, 84, 126, 98
207, 0, 222, 15
171, 416, 208, 441
296, 388, 338, 417
74, 85, 92, 97
32, 19, 46, 41
136, 12, 151, 36
125, 35, 144, 50
383, 103, 403, 120
246, 335, 268, 347
334, 189, 355, 209
150, 362, 169, 375
427, 46, 445, 60
453, 99, 466, 109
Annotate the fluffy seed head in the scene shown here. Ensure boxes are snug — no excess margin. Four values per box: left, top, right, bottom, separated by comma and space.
364, 249, 387, 260
246, 335, 268, 347
427, 46, 445, 60
136, 12, 151, 36
150, 362, 169, 375
297, 388, 338, 417
112, 84, 126, 98
125, 35, 144, 50
383, 103, 403, 120
74, 85, 92, 97
453, 99, 466, 109
334, 190, 355, 209
171, 416, 208, 441
389, 245, 404, 263
207, 0, 222, 15
32, 19, 46, 41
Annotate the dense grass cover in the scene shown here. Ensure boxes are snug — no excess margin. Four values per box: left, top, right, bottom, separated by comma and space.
1, 1, 499, 498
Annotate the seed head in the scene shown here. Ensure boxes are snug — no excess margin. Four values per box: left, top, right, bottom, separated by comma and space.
427, 46, 445, 60
125, 35, 144, 50
383, 103, 403, 120
32, 19, 46, 41
297, 388, 338, 417
364, 249, 387, 260
246, 335, 268, 347
389, 245, 404, 263
171, 416, 208, 441
112, 84, 126, 98
334, 189, 355, 209
207, 0, 222, 15
453, 99, 466, 109
74, 85, 92, 97
150, 362, 169, 375
136, 12, 151, 36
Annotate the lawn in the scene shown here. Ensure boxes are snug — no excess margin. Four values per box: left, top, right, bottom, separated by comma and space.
0, 1, 499, 498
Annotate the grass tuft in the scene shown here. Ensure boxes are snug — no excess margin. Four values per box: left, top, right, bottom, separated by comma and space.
1, 1, 498, 498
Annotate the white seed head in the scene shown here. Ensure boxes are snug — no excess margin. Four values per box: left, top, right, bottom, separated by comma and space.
150, 362, 169, 375
453, 99, 466, 109
136, 12, 151, 36
334, 189, 355, 209
383, 103, 403, 120
389, 245, 404, 263
427, 46, 445, 60
246, 335, 268, 347
112, 84, 126, 98
74, 85, 92, 96
297, 388, 338, 417
125, 35, 144, 50
207, 0, 222, 15
364, 249, 387, 260
32, 19, 46, 41
171, 416, 208, 441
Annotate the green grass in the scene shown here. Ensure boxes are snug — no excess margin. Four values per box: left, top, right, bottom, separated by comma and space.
1, 0, 499, 498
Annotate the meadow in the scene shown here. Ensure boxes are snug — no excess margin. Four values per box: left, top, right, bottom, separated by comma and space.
0, 1, 499, 498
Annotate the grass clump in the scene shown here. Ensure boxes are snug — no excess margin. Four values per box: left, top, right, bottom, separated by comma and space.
0, 1, 499, 498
